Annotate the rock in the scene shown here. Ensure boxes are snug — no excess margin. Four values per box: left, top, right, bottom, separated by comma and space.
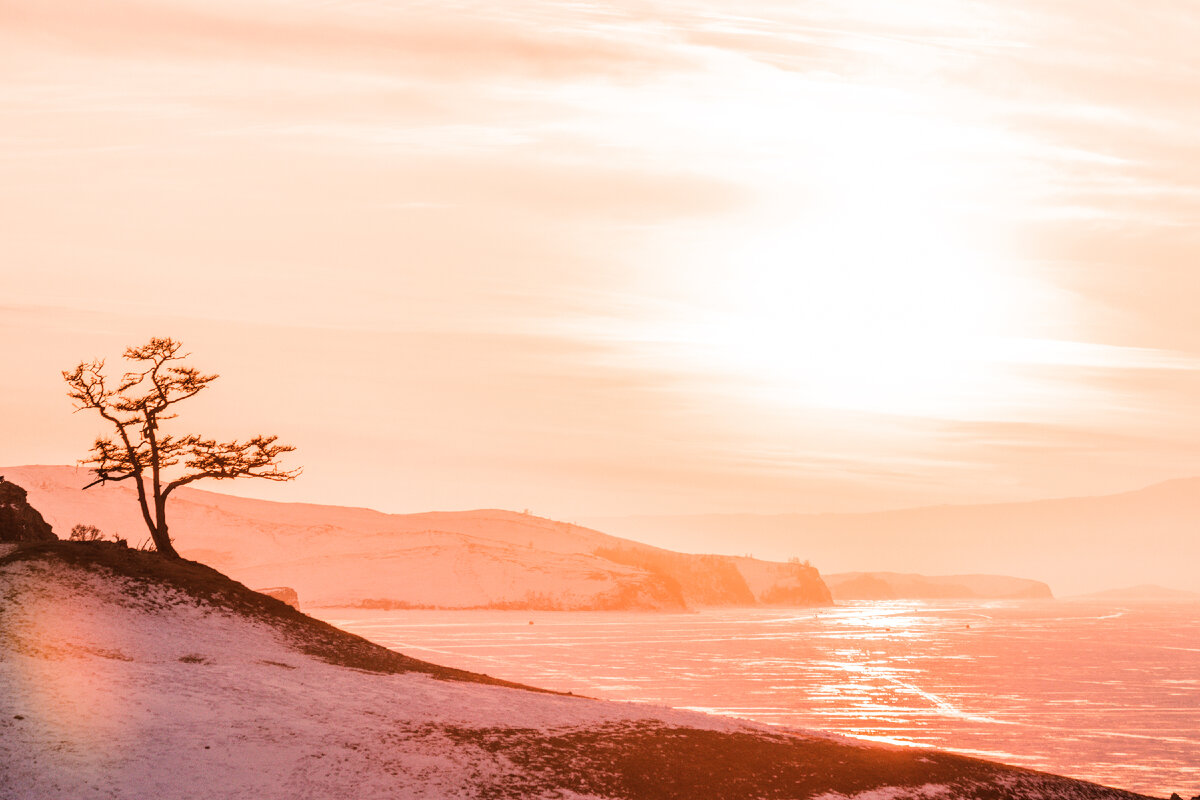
256, 586, 300, 609
0, 478, 57, 543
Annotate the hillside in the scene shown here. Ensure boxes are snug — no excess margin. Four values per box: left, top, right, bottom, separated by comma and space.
2, 466, 829, 611
0, 542, 1156, 800
586, 478, 1200, 596
826, 572, 1053, 601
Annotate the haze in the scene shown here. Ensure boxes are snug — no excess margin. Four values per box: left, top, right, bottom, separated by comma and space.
4, 0, 1199, 528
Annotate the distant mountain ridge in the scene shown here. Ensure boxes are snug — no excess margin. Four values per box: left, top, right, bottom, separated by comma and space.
1077, 584, 1200, 601
3, 465, 830, 611
825, 572, 1053, 601
585, 478, 1200, 596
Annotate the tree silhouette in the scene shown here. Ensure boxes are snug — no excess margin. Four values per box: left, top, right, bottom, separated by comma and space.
64, 337, 299, 559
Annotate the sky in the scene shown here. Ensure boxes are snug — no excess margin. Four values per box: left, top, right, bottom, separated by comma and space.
2, 0, 1199, 518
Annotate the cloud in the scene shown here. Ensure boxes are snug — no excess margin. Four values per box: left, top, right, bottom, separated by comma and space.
6, 0, 1200, 515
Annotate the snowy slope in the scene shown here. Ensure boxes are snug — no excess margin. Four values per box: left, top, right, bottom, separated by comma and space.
4, 465, 828, 610
0, 543, 1154, 800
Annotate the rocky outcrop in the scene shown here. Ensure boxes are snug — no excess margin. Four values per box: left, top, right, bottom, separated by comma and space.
594, 547, 833, 608
0, 478, 56, 543
735, 558, 834, 606
593, 546, 757, 606
256, 586, 301, 609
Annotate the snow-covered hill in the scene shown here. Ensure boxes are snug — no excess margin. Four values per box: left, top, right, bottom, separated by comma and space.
0, 542, 1154, 800
2, 466, 829, 610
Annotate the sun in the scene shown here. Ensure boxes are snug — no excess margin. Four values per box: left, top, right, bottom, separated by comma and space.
574, 55, 1069, 422
641, 145, 1043, 420
717, 222, 1020, 416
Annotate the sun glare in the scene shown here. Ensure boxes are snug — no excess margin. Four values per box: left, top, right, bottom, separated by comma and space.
567, 45, 1070, 422
647, 123, 1044, 420
708, 222, 1022, 417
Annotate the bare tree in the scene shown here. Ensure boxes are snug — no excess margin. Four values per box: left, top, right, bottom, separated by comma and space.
69, 524, 108, 542
64, 337, 299, 559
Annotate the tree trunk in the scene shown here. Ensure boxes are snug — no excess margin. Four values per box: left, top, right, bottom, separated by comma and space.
152, 495, 180, 559
152, 524, 180, 559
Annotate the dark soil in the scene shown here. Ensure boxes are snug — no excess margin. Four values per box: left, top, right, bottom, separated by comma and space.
439, 721, 1157, 800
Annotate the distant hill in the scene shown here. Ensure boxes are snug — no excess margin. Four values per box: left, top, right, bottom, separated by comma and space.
1077, 584, 1200, 601
825, 572, 1053, 601
2, 466, 830, 611
585, 478, 1200, 596
0, 541, 1151, 800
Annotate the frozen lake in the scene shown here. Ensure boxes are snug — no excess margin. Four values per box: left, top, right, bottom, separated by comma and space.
315, 599, 1200, 797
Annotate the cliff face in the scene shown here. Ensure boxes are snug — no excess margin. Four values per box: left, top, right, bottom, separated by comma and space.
593, 546, 832, 608
733, 558, 834, 606
256, 586, 301, 610
593, 546, 756, 606
0, 479, 56, 544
